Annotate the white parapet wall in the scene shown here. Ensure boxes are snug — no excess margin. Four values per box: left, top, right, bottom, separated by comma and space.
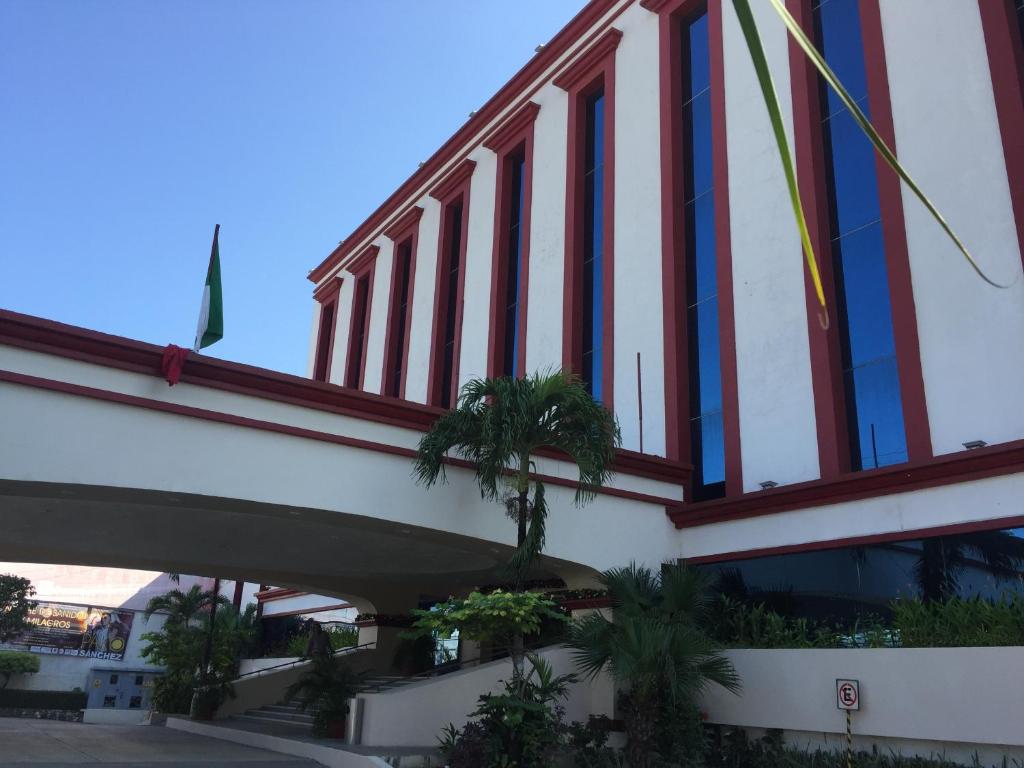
702, 648, 1024, 763
357, 646, 614, 748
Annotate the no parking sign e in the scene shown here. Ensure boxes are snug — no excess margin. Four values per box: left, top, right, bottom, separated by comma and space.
836, 679, 860, 711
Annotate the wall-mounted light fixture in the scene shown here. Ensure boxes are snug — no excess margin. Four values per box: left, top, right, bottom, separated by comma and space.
759, 480, 778, 490
963, 440, 987, 450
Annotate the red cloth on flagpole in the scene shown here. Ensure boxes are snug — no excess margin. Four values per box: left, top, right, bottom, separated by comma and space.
161, 344, 190, 386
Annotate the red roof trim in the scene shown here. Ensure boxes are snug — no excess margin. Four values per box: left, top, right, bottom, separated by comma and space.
668, 439, 1024, 529
313, 276, 343, 304
255, 588, 305, 602
307, 0, 627, 284
383, 206, 424, 242
482, 102, 542, 152
553, 28, 623, 92
347, 244, 380, 277
428, 159, 477, 202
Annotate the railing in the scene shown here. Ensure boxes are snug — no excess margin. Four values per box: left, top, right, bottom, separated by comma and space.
231, 640, 378, 683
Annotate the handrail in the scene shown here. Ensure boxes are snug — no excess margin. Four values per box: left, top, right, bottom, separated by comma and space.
232, 640, 378, 683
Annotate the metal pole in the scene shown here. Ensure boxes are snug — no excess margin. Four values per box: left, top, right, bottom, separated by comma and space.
202, 578, 221, 678
846, 709, 853, 768
636, 352, 644, 454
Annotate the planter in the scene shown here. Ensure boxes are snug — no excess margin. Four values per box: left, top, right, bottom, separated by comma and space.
324, 715, 347, 739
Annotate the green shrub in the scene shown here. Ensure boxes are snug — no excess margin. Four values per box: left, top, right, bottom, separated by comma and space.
706, 728, 1021, 767
893, 595, 1024, 648
0, 688, 86, 711
0, 651, 40, 688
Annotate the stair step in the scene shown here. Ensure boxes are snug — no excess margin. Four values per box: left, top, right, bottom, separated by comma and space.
235, 712, 312, 728
256, 709, 314, 722
261, 704, 307, 715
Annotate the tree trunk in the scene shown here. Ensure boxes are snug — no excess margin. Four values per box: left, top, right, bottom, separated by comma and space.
623, 693, 658, 768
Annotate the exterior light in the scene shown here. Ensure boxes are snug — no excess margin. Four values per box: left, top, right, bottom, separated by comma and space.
535, 44, 545, 52
759, 480, 778, 490
963, 440, 987, 450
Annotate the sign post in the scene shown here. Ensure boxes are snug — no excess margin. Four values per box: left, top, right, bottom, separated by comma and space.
836, 679, 860, 768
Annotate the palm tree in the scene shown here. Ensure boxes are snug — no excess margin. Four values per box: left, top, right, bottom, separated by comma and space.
414, 369, 619, 583
144, 585, 228, 629
568, 563, 740, 768
285, 654, 363, 737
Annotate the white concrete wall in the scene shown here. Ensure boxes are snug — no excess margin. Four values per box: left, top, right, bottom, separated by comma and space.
361, 239, 393, 395
358, 646, 612, 747
679, 470, 1024, 560
328, 275, 354, 386
703, 648, 1024, 760
723, 0, 819, 491
260, 592, 355, 619
457, 150, 496, 392
524, 83, 568, 377
879, 0, 1024, 458
404, 197, 441, 405
613, 4, 666, 456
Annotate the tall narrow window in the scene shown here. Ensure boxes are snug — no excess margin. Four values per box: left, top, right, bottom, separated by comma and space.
1017, 0, 1024, 51
485, 101, 538, 380
582, 90, 606, 401
384, 241, 413, 396
313, 300, 336, 383
682, 11, 724, 500
556, 29, 619, 409
501, 151, 526, 377
428, 159, 474, 409
814, 0, 906, 470
346, 272, 373, 389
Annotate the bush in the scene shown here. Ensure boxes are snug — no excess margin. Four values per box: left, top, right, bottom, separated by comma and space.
705, 728, 1019, 767
0, 688, 86, 710
283, 625, 358, 657
0, 651, 40, 688
893, 595, 1024, 648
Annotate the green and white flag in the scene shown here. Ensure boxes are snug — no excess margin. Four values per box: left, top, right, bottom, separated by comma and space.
194, 224, 224, 351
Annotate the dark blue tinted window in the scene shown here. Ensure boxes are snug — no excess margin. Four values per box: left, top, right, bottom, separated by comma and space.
502, 152, 526, 377
683, 12, 724, 498
582, 90, 605, 402
386, 240, 413, 397
815, 0, 906, 470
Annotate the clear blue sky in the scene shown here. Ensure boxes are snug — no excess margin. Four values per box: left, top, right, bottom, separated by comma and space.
0, 1, 586, 375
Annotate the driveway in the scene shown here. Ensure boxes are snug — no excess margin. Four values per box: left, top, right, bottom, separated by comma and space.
0, 718, 318, 766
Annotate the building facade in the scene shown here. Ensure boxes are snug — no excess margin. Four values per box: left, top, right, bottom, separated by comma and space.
307, 0, 1024, 565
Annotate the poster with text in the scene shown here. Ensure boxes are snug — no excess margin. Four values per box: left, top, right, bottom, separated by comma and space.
19, 602, 135, 662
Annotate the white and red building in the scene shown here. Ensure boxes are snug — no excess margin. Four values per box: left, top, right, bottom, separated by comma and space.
2, 0, 1024, 759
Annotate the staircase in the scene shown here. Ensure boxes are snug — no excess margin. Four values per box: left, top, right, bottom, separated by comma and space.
232, 674, 428, 732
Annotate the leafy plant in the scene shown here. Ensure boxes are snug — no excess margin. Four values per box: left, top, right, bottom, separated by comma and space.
0, 651, 39, 688
0, 574, 36, 642
408, 590, 566, 681
438, 655, 575, 768
284, 625, 357, 658
139, 590, 257, 714
568, 563, 739, 768
285, 654, 361, 738
893, 595, 1024, 648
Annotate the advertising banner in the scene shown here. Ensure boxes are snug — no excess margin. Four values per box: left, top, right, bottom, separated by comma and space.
19, 602, 135, 662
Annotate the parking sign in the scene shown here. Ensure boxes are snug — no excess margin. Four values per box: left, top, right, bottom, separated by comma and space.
836, 679, 860, 711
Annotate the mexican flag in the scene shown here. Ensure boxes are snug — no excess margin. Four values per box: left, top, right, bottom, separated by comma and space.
194, 224, 224, 351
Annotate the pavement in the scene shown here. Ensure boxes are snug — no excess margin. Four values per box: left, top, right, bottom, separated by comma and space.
0, 718, 319, 767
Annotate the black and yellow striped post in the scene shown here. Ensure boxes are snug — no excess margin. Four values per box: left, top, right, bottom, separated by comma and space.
846, 708, 853, 768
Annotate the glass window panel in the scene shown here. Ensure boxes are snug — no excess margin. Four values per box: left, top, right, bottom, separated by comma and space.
687, 13, 711, 96
686, 92, 713, 202
581, 90, 605, 400
815, 0, 869, 115
846, 356, 907, 469
688, 193, 717, 305
824, 101, 881, 237
694, 408, 725, 486
834, 222, 896, 366
693, 296, 722, 414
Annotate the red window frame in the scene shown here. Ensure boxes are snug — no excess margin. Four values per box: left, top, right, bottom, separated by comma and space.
483, 102, 540, 379
380, 207, 424, 398
344, 245, 379, 390
978, 0, 1024, 271
427, 159, 475, 408
555, 28, 621, 410
311, 277, 342, 383
787, 0, 931, 479
644, 0, 742, 495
